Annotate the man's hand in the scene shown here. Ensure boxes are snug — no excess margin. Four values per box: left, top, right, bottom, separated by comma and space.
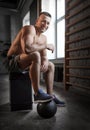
40, 60, 48, 73
47, 44, 54, 53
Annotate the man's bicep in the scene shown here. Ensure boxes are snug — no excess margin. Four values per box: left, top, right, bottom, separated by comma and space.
24, 34, 34, 45
21, 26, 35, 48
19, 34, 32, 54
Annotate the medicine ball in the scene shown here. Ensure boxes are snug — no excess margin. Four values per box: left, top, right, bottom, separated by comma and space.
37, 100, 57, 118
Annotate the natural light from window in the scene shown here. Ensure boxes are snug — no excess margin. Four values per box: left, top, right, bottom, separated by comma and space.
23, 11, 30, 26
57, 0, 65, 58
41, 0, 55, 59
57, 19, 65, 57
42, 0, 65, 59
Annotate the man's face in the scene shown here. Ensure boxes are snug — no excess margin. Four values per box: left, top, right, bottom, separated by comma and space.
36, 14, 51, 33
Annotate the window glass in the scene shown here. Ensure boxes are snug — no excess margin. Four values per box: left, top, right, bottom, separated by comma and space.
57, 19, 65, 58
57, 0, 65, 19
41, 0, 55, 59
23, 11, 30, 26
41, 0, 65, 59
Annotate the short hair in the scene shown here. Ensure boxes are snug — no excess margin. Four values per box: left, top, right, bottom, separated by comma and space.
39, 11, 52, 18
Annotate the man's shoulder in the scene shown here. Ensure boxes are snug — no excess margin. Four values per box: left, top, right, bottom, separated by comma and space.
22, 25, 36, 34
23, 25, 35, 30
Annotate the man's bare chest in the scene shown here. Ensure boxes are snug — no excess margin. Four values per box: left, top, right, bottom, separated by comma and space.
34, 35, 45, 44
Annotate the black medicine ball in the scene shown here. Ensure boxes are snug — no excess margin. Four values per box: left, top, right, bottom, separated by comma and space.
37, 100, 57, 118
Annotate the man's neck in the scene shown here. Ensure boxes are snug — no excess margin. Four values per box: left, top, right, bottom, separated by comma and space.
34, 25, 41, 36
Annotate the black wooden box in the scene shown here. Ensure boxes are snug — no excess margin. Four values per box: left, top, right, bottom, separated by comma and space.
9, 71, 33, 111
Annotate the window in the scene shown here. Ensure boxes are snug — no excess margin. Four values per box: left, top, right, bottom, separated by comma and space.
57, 19, 65, 57
23, 11, 30, 26
41, 0, 55, 59
57, 0, 65, 58
41, 0, 65, 59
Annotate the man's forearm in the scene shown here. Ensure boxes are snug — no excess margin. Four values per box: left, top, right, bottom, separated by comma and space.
25, 43, 47, 54
36, 44, 47, 52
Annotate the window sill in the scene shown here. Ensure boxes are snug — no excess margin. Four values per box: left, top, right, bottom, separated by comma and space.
50, 58, 65, 64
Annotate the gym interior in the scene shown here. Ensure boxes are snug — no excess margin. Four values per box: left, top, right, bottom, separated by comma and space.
0, 0, 90, 130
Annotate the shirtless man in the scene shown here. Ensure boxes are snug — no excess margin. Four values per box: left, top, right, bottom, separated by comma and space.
7, 12, 65, 106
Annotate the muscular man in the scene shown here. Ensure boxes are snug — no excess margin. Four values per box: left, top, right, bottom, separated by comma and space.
7, 12, 65, 106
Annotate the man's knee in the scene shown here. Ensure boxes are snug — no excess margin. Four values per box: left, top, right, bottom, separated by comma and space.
31, 51, 41, 63
48, 62, 55, 70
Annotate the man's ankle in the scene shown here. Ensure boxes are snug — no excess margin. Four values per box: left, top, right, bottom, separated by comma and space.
34, 88, 41, 95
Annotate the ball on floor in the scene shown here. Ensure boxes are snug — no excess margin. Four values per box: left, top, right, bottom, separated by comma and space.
37, 100, 57, 118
